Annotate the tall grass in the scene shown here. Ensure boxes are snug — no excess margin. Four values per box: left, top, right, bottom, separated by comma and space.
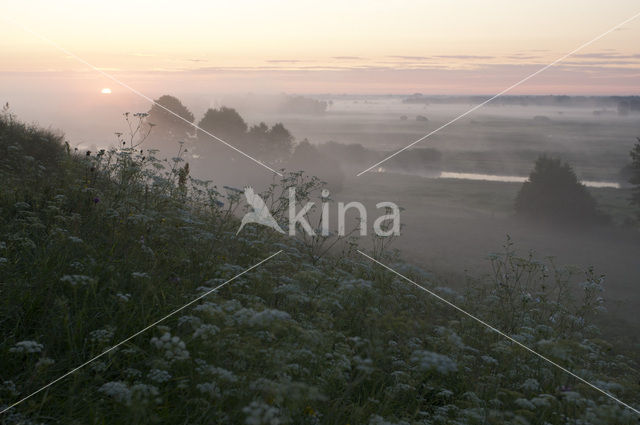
0, 113, 638, 424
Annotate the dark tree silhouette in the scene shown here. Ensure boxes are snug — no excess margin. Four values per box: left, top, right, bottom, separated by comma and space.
197, 107, 248, 141
146, 95, 195, 143
629, 138, 640, 216
290, 139, 345, 191
246, 122, 293, 163
266, 122, 294, 160
515, 156, 608, 225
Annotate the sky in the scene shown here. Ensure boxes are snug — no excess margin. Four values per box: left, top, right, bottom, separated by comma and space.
1, 0, 640, 96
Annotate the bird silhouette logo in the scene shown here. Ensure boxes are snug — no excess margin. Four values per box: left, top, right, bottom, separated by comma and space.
236, 186, 286, 235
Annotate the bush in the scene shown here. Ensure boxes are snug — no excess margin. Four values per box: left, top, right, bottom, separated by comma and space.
628, 138, 640, 218
515, 156, 609, 226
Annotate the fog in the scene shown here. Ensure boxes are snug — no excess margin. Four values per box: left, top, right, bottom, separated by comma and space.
4, 84, 640, 336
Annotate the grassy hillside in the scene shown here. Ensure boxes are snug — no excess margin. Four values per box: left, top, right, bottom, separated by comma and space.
0, 113, 638, 424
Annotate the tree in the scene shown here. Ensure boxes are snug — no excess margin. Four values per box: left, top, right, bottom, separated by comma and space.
146, 95, 195, 143
629, 137, 640, 215
245, 122, 293, 164
197, 107, 248, 141
289, 139, 345, 191
515, 156, 608, 225
266, 122, 294, 161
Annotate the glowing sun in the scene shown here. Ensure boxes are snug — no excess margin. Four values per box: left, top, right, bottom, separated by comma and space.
101, 88, 112, 94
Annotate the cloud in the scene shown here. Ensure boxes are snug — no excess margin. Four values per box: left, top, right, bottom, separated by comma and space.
506, 55, 541, 60
574, 52, 640, 60
266, 59, 305, 63
563, 59, 640, 66
332, 56, 366, 60
386, 55, 433, 61
434, 55, 495, 60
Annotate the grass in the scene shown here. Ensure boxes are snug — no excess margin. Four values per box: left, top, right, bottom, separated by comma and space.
0, 113, 639, 424
344, 172, 636, 224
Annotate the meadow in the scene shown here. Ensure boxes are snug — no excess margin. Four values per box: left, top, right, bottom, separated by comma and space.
1, 111, 639, 424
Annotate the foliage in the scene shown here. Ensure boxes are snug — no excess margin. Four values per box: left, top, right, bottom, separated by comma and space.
290, 139, 345, 192
196, 106, 293, 166
145, 95, 195, 144
0, 114, 638, 424
515, 156, 609, 226
628, 138, 640, 218
197, 106, 248, 142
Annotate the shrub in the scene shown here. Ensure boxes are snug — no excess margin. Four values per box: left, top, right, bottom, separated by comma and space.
515, 155, 609, 225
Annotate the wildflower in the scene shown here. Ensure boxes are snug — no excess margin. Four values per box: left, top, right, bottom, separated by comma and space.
116, 293, 131, 302
148, 369, 172, 384
514, 398, 536, 410
89, 327, 115, 345
9, 340, 44, 354
0, 381, 18, 397
13, 202, 31, 211
124, 368, 142, 379
131, 383, 161, 405
60, 274, 95, 286
242, 401, 283, 425
35, 357, 55, 369
410, 350, 457, 374
531, 396, 553, 408
248, 309, 291, 326
520, 378, 540, 392
98, 381, 131, 404
480, 355, 498, 365
193, 324, 220, 340
196, 382, 221, 398
90, 361, 108, 372
93, 197, 100, 204
150, 332, 189, 361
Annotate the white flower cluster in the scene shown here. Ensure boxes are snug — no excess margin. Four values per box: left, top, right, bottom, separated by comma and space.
520, 378, 540, 392
9, 340, 44, 354
98, 381, 131, 404
147, 369, 172, 383
247, 309, 291, 326
131, 383, 161, 405
192, 323, 220, 341
194, 360, 238, 383
196, 382, 221, 398
116, 292, 131, 302
242, 400, 283, 425
0, 380, 18, 397
514, 397, 536, 410
410, 350, 457, 374
150, 332, 189, 361
90, 360, 108, 373
368, 414, 410, 425
89, 327, 115, 345
60, 274, 95, 286
35, 357, 55, 368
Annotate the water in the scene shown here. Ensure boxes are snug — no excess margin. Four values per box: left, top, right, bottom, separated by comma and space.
376, 168, 621, 189
439, 172, 620, 189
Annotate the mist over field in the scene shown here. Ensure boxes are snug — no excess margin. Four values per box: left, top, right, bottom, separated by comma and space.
3, 1, 640, 423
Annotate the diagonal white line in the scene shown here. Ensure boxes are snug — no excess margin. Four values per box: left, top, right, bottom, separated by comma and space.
0, 250, 283, 415
357, 250, 640, 416
1, 17, 283, 177
356, 10, 640, 176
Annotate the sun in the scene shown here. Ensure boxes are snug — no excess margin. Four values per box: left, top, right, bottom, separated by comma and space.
101, 88, 112, 94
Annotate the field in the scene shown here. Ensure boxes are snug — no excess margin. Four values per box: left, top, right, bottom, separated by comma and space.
1, 104, 640, 424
